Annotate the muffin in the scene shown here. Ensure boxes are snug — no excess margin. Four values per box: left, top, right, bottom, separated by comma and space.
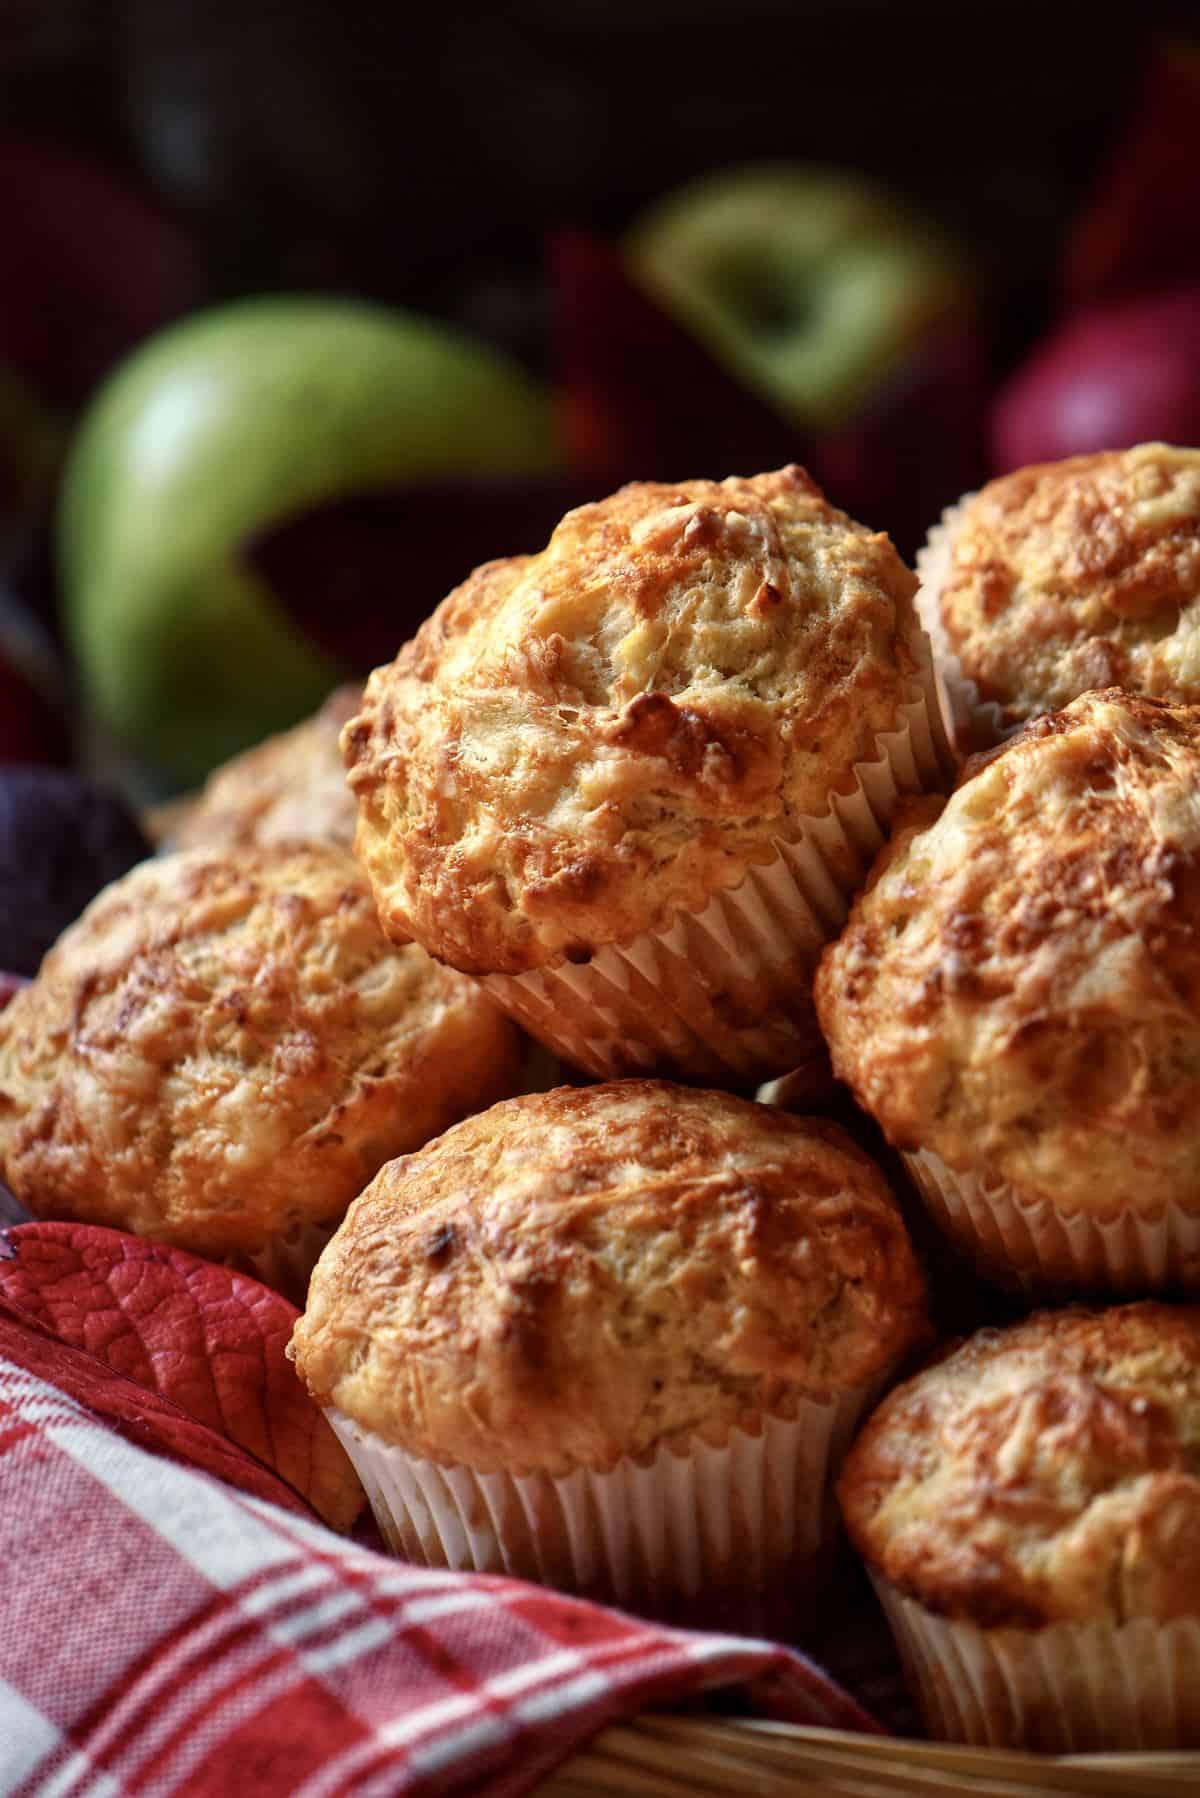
0, 843, 522, 1296
917, 443, 1200, 752
344, 466, 951, 1093
840, 1303, 1200, 1750
290, 1080, 929, 1634
816, 689, 1200, 1295
173, 683, 361, 853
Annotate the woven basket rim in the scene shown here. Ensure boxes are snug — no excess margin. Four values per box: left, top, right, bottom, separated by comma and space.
544, 1713, 1200, 1796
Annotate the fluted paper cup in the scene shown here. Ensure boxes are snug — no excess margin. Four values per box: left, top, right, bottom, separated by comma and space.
483, 671, 953, 1092
903, 1146, 1200, 1296
916, 500, 1019, 756
873, 1574, 1200, 1751
327, 1390, 873, 1636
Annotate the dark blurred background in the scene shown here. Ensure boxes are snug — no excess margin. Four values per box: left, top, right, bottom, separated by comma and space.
2, 0, 1200, 789
3, 0, 1192, 363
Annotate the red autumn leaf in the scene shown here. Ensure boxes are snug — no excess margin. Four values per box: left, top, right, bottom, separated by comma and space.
0, 1221, 363, 1532
0, 1299, 314, 1517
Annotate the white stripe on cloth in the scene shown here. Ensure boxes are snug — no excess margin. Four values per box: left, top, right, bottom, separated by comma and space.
93, 1575, 363, 1791
0, 1361, 397, 1793
238, 1562, 333, 1616
298, 1617, 396, 1677
417, 1635, 814, 1783
401, 1631, 821, 1782
404, 1665, 612, 1781
403, 1713, 512, 1783
114, 1585, 431, 1798
57, 1558, 335, 1780
24, 1753, 121, 1798
236, 1498, 506, 1610
105, 1632, 348, 1796
504, 1666, 612, 1728
0, 1355, 308, 1592
381, 1589, 495, 1628
103, 1501, 538, 1788
57, 1530, 398, 1792
49, 1421, 298, 1588
0, 1354, 850, 1796
0, 1369, 98, 1432
380, 1647, 592, 1749
0, 1678, 66, 1793
292, 1628, 678, 1798
293, 1691, 502, 1798
48, 1486, 500, 1791
0, 1361, 304, 1796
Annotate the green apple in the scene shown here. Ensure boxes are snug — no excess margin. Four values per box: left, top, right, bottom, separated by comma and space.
59, 296, 559, 783
627, 164, 969, 431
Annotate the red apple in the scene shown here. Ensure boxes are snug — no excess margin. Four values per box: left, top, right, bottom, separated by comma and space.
551, 229, 805, 481
809, 317, 987, 559
1062, 42, 1200, 309
990, 282, 1200, 474
0, 136, 195, 410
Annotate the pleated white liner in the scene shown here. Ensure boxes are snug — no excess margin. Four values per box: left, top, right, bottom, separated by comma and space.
483, 670, 952, 1087
904, 1145, 1200, 1294
327, 1388, 872, 1633
915, 498, 1022, 756
874, 1574, 1200, 1751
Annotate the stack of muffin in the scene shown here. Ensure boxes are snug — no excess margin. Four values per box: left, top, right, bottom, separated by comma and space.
3, 449, 1200, 1753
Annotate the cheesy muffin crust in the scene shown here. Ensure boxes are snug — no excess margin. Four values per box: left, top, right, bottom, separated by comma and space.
0, 844, 521, 1262
290, 1080, 929, 1476
816, 690, 1200, 1225
840, 1303, 1200, 1627
344, 466, 938, 975
176, 683, 360, 854
921, 443, 1200, 731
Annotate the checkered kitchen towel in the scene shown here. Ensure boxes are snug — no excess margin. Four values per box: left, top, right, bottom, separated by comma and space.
0, 1259, 878, 1797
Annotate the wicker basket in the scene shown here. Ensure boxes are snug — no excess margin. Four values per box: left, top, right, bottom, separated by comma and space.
548, 1715, 1200, 1795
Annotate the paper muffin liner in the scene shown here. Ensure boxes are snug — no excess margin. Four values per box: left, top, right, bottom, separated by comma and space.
903, 1146, 1200, 1296
916, 498, 1022, 757
872, 1574, 1200, 1751
326, 1388, 872, 1636
240, 1216, 338, 1303
482, 672, 952, 1090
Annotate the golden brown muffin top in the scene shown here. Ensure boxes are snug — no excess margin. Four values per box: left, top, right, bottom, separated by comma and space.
344, 467, 935, 974
816, 690, 1200, 1220
0, 845, 521, 1262
176, 684, 361, 854
840, 1303, 1200, 1627
289, 1080, 929, 1476
926, 444, 1200, 726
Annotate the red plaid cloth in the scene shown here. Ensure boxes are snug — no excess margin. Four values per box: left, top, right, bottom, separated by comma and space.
0, 1303, 877, 1796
